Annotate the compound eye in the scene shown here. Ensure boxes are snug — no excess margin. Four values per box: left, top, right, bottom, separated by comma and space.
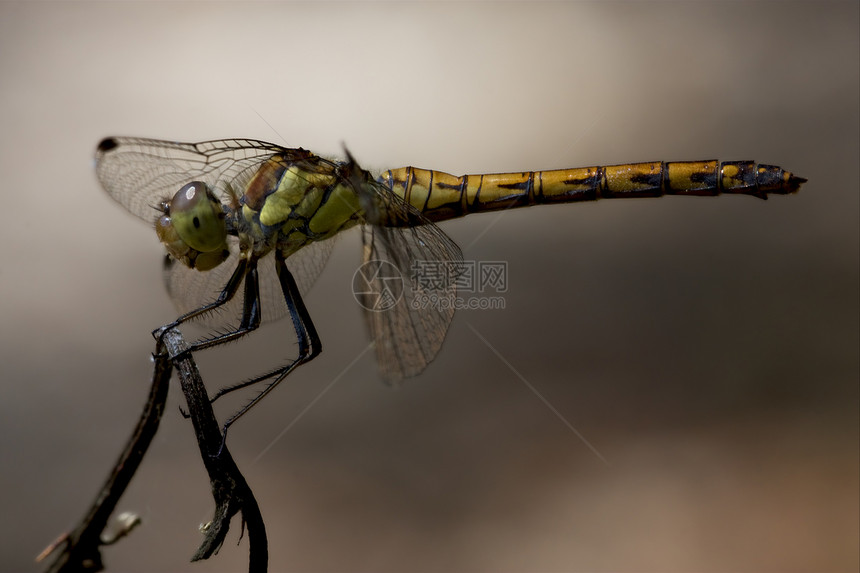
169, 181, 227, 253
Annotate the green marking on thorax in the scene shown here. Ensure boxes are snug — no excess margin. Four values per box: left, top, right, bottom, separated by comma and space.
250, 164, 364, 242
309, 183, 362, 235
260, 166, 314, 227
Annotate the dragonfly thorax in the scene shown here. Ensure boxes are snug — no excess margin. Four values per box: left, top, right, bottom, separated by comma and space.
155, 181, 230, 271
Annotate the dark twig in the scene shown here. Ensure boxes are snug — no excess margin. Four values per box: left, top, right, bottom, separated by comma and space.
161, 329, 268, 571
41, 344, 173, 573
42, 329, 268, 572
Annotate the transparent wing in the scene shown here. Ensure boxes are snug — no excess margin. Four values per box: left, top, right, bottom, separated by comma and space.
164, 236, 336, 330
95, 136, 290, 221
355, 174, 464, 383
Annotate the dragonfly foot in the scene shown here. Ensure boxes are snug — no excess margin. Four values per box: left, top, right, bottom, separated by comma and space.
152, 324, 172, 344
154, 326, 194, 360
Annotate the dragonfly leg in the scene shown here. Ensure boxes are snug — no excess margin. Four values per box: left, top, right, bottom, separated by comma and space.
155, 258, 265, 360
213, 251, 322, 452
152, 257, 249, 344
208, 365, 284, 404
185, 260, 263, 353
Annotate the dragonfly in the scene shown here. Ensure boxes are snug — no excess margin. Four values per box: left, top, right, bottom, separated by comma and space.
95, 136, 805, 434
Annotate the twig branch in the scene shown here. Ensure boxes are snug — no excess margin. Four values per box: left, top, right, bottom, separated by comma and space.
42, 329, 268, 572
42, 344, 172, 573
160, 329, 268, 570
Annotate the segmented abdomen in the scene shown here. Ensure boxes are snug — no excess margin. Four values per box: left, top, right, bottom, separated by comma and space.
378, 160, 806, 222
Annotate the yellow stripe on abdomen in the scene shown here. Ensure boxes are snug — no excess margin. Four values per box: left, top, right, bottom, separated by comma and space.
379, 160, 805, 222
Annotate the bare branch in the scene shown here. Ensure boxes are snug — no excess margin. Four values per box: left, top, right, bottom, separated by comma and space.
160, 329, 267, 570
42, 329, 268, 572
42, 346, 172, 573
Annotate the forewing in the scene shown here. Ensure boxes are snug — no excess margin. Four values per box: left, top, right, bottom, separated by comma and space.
357, 178, 463, 383
95, 136, 287, 221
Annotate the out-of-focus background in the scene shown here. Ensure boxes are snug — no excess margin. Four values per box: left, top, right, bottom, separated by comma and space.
1, 2, 857, 572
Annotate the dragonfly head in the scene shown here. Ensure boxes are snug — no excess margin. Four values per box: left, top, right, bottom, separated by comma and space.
155, 181, 229, 271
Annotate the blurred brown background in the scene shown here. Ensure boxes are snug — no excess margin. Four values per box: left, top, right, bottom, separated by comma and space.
1, 2, 857, 572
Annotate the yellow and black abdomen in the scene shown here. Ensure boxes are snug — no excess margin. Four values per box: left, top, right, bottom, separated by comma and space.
379, 161, 806, 223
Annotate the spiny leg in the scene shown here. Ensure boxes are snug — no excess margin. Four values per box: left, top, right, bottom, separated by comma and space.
208, 251, 318, 403
187, 259, 263, 353
209, 365, 286, 404
157, 257, 265, 374
153, 257, 249, 346
215, 251, 322, 448
171, 260, 264, 419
